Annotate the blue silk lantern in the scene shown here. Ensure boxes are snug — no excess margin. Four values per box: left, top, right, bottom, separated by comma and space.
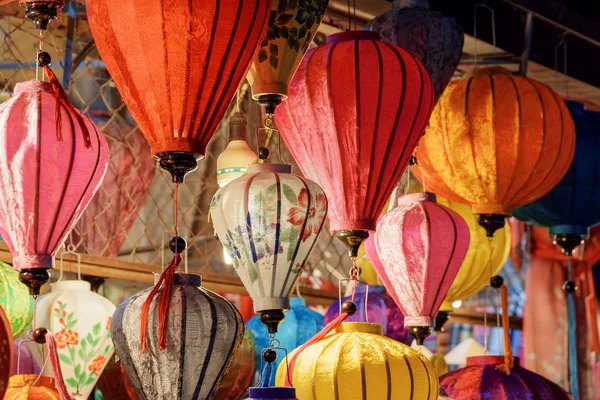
324, 285, 410, 344
247, 297, 323, 386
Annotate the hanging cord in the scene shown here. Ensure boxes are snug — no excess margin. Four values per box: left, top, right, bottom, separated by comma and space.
473, 1, 497, 70
566, 257, 580, 400
483, 237, 494, 353
495, 284, 514, 375
554, 32, 569, 96
46, 332, 71, 399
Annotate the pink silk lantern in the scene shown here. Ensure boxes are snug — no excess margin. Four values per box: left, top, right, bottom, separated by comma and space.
0, 80, 109, 295
374, 192, 470, 344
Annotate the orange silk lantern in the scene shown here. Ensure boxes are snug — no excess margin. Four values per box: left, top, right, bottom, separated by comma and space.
415, 67, 575, 237
4, 375, 65, 400
88, 0, 270, 182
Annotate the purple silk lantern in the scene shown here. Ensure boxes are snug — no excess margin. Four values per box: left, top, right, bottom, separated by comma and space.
324, 285, 410, 344
11, 339, 39, 376
249, 387, 298, 400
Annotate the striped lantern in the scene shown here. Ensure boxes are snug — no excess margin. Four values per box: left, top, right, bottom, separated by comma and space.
210, 163, 327, 333
0, 262, 33, 338
111, 273, 244, 400
276, 322, 438, 399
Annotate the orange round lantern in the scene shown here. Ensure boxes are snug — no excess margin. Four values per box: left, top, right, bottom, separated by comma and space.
415, 67, 575, 237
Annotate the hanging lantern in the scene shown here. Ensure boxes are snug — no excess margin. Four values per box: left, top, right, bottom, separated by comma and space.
276, 30, 434, 257
440, 356, 570, 399
369, 0, 463, 100
0, 262, 34, 338
72, 115, 155, 258
444, 337, 486, 367
0, 79, 109, 295
217, 112, 257, 187
96, 355, 138, 400
248, 0, 328, 113
324, 285, 410, 344
247, 296, 323, 385
35, 280, 115, 400
211, 164, 327, 333
19, 0, 64, 30
249, 387, 298, 400
276, 322, 438, 399
373, 193, 470, 344
0, 306, 12, 398
87, 0, 270, 183
111, 273, 243, 399
414, 67, 575, 237
12, 338, 40, 376
214, 328, 257, 400
5, 375, 64, 399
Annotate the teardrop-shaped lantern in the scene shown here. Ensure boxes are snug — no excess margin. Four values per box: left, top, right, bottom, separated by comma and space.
324, 285, 410, 344
440, 356, 570, 399
247, 297, 323, 385
87, 0, 270, 182
0, 262, 33, 338
214, 327, 257, 400
72, 115, 155, 257
35, 280, 115, 399
248, 0, 329, 112
96, 355, 139, 400
0, 81, 109, 295
276, 322, 438, 399
111, 273, 244, 400
5, 375, 63, 399
0, 306, 12, 398
414, 68, 575, 237
210, 163, 327, 333
373, 193, 470, 344
369, 0, 463, 100
276, 31, 434, 256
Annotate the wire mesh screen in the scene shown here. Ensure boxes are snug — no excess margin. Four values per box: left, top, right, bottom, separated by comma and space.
0, 3, 351, 289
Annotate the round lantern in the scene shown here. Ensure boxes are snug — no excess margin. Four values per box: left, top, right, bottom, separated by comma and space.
214, 327, 257, 400
324, 285, 410, 343
35, 280, 115, 400
0, 81, 109, 295
0, 306, 12, 398
249, 387, 298, 400
248, 296, 323, 385
276, 322, 438, 399
211, 163, 327, 333
369, 0, 463, 100
217, 112, 257, 187
415, 68, 575, 237
276, 30, 434, 257
0, 262, 33, 338
248, 0, 328, 113
111, 273, 243, 399
96, 355, 138, 400
440, 356, 570, 399
87, 0, 270, 182
5, 375, 64, 399
374, 193, 470, 344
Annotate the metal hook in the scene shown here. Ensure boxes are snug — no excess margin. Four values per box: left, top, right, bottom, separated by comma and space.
58, 243, 81, 281
554, 31, 569, 95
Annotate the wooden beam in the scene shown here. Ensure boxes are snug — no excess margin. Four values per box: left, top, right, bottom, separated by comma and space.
449, 310, 523, 330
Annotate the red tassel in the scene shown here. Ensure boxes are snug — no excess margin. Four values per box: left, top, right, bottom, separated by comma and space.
496, 285, 514, 375
140, 253, 182, 352
46, 331, 71, 400
43, 64, 92, 148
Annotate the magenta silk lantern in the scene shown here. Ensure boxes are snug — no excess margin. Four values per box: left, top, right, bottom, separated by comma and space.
374, 192, 469, 344
0, 80, 109, 295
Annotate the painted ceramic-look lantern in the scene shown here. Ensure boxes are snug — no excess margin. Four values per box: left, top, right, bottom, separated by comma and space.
211, 164, 327, 333
440, 356, 570, 399
5, 375, 63, 399
35, 280, 115, 399
374, 193, 470, 344
324, 285, 409, 344
96, 355, 138, 400
87, 0, 269, 182
214, 328, 257, 400
0, 306, 12, 398
111, 273, 244, 400
248, 297, 323, 385
0, 81, 109, 295
276, 322, 438, 399
248, 0, 328, 113
0, 262, 34, 338
369, 0, 463, 100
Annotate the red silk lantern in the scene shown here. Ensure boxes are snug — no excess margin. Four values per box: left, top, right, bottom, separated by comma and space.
87, 0, 270, 182
373, 193, 469, 344
0, 80, 109, 295
276, 31, 434, 255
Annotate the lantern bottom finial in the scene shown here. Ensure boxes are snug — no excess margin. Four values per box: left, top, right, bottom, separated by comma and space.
477, 214, 506, 238
257, 94, 284, 115
552, 234, 585, 257
21, 1, 63, 30
336, 230, 370, 259
408, 326, 432, 346
18, 268, 50, 296
259, 309, 286, 334
156, 151, 199, 183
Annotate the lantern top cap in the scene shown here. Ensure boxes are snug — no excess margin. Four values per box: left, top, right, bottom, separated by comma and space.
51, 280, 91, 292
327, 31, 380, 44
397, 192, 437, 206
249, 387, 297, 398
290, 297, 306, 308
174, 273, 201, 287
14, 80, 52, 96
248, 163, 292, 174
467, 355, 521, 367
336, 322, 383, 335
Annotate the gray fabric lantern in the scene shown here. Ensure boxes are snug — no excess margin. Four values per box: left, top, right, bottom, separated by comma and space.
369, 0, 464, 100
111, 273, 244, 400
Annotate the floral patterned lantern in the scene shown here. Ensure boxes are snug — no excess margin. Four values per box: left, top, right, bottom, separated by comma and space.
35, 280, 115, 399
0, 262, 33, 338
211, 163, 327, 333
111, 273, 244, 400
214, 327, 257, 400
0, 306, 12, 398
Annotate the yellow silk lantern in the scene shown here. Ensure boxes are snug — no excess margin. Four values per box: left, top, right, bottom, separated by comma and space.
356, 245, 380, 285
276, 322, 438, 399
